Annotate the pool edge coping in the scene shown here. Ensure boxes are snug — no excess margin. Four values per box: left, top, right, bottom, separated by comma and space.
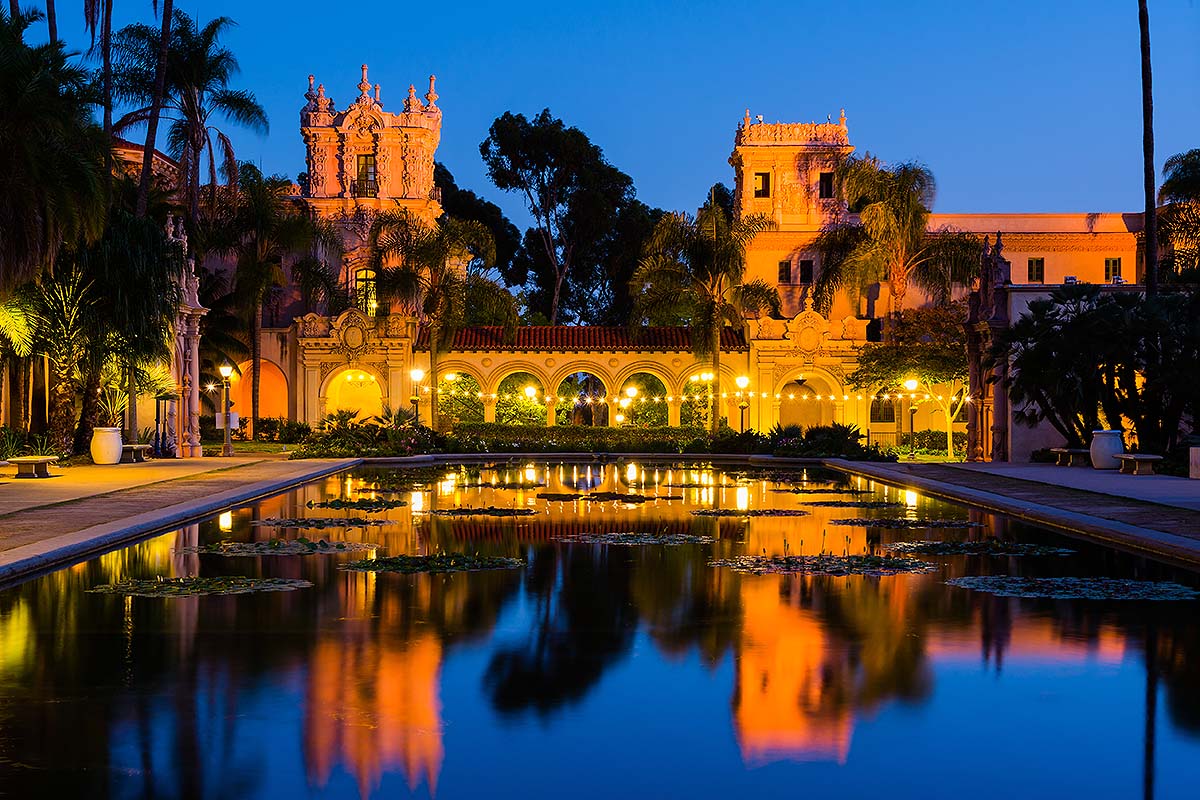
825, 458, 1200, 569
0, 458, 361, 588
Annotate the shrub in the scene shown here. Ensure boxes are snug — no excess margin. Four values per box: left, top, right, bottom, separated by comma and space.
444, 424, 706, 454
897, 429, 967, 456
773, 423, 896, 461
289, 410, 445, 458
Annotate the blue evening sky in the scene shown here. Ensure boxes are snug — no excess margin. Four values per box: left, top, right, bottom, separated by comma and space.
47, 0, 1200, 225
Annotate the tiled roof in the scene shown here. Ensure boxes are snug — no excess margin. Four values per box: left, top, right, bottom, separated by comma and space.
415, 326, 748, 352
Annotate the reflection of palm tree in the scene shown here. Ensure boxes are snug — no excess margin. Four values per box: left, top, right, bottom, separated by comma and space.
484, 546, 637, 714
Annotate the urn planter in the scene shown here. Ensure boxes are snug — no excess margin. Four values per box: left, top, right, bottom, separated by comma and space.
1089, 430, 1124, 470
90, 427, 123, 465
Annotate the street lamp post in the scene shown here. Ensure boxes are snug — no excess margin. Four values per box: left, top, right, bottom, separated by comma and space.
218, 363, 234, 457
410, 368, 425, 426
904, 378, 919, 460
735, 376, 750, 432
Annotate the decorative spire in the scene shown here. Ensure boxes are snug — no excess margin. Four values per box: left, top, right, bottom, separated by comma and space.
315, 83, 332, 113
358, 64, 370, 98
838, 108, 846, 127
424, 74, 438, 108
743, 108, 751, 129
404, 83, 423, 112
305, 74, 317, 104
374, 83, 381, 105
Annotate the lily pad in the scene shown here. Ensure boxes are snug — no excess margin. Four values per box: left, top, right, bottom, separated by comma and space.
553, 532, 714, 546
801, 500, 906, 509
87, 576, 312, 597
458, 481, 547, 489
770, 487, 872, 496
430, 507, 538, 517
340, 553, 525, 574
885, 539, 1075, 557
539, 491, 682, 503
252, 517, 397, 529
828, 517, 984, 529
709, 553, 935, 576
178, 537, 380, 557
307, 498, 408, 511
691, 509, 811, 517
946, 576, 1200, 601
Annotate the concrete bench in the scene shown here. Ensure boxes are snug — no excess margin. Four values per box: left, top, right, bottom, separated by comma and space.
1050, 447, 1091, 467
10, 456, 59, 478
1115, 454, 1163, 476
121, 444, 154, 463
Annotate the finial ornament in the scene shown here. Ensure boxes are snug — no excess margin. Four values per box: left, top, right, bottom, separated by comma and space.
306, 74, 316, 102
358, 64, 370, 97
839, 108, 846, 127
425, 75, 438, 108
743, 108, 751, 129
374, 83, 381, 104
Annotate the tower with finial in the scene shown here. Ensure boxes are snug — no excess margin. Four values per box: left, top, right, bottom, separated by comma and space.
300, 64, 442, 213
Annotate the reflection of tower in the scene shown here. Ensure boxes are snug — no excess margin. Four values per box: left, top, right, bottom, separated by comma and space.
304, 575, 444, 797
732, 578, 853, 764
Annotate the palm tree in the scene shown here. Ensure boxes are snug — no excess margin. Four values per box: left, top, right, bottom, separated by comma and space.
368, 210, 506, 428
225, 163, 339, 438
1158, 149, 1200, 277
1139, 0, 1158, 294
632, 196, 780, 432
113, 9, 266, 226
0, 8, 107, 291
812, 155, 980, 322
135, 0, 172, 218
27, 267, 94, 454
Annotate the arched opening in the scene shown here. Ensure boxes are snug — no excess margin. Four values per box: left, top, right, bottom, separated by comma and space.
495, 372, 546, 425
618, 373, 669, 427
554, 371, 608, 426
436, 370, 484, 426
778, 375, 834, 430
354, 267, 378, 315
229, 360, 288, 421
680, 371, 715, 428
326, 368, 384, 419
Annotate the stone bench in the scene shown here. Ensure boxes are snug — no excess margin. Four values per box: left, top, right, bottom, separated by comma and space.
1050, 447, 1091, 467
1115, 454, 1163, 476
10, 456, 59, 479
121, 444, 154, 463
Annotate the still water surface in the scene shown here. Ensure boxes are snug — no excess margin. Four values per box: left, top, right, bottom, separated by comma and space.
1, 461, 1198, 799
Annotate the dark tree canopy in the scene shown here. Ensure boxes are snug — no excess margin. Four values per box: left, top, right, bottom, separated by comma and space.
481, 108, 647, 324
435, 162, 522, 285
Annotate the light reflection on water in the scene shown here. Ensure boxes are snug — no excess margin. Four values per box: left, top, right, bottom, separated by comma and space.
0, 460, 1198, 799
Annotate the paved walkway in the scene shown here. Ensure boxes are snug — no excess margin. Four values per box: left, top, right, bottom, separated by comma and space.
0, 456, 360, 584
828, 459, 1200, 567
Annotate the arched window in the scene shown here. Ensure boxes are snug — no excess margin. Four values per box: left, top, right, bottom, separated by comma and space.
355, 268, 377, 315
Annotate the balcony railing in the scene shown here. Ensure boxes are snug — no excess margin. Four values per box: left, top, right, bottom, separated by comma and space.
351, 179, 378, 198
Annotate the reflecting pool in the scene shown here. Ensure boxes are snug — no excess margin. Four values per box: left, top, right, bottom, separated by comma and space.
1, 460, 1198, 799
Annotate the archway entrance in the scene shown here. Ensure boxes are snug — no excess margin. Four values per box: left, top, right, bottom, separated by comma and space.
436, 371, 484, 425
326, 368, 384, 419
495, 372, 546, 425
619, 373, 668, 427
779, 376, 834, 430
230, 360, 288, 420
555, 372, 608, 426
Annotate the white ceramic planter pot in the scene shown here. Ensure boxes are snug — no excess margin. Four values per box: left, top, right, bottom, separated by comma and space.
90, 426, 123, 465
1089, 430, 1124, 470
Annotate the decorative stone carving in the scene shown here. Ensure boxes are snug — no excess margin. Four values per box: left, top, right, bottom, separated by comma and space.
545, 358, 556, 367
331, 308, 375, 361
299, 313, 331, 338
840, 316, 869, 341
783, 296, 829, 361
755, 317, 786, 340
735, 118, 849, 147
384, 314, 407, 338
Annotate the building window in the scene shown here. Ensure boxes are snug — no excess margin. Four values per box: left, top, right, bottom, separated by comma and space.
798, 259, 814, 284
1027, 257, 1045, 283
818, 172, 834, 199
870, 397, 896, 423
753, 172, 771, 198
355, 267, 378, 315
355, 154, 377, 197
1105, 257, 1122, 282
778, 260, 791, 284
